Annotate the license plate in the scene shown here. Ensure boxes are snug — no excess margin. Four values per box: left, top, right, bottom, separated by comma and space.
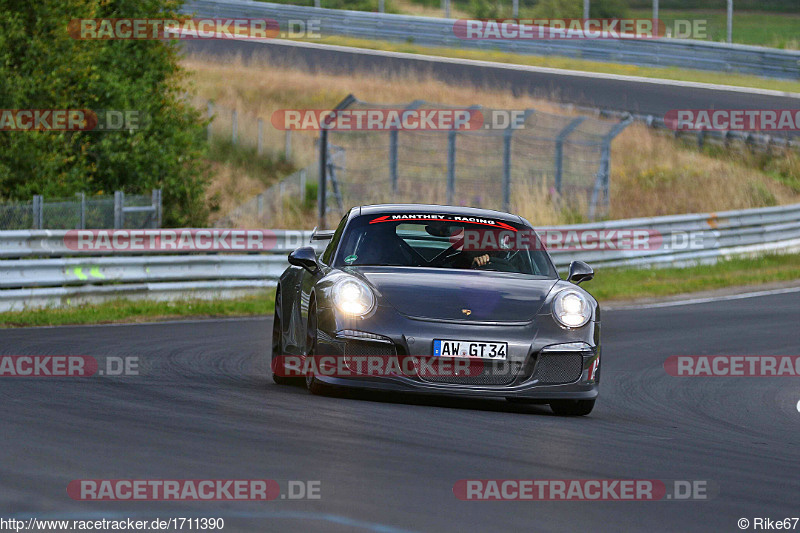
433, 340, 508, 360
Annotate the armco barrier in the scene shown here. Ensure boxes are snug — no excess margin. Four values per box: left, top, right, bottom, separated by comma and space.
183, 0, 800, 79
1, 203, 800, 311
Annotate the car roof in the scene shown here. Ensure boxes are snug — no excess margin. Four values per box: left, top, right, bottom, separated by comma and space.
354, 204, 525, 225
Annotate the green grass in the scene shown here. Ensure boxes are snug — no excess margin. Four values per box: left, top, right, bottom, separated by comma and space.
0, 291, 275, 328
582, 253, 800, 301
630, 9, 800, 49
3, 255, 800, 327
208, 139, 296, 186
305, 35, 800, 93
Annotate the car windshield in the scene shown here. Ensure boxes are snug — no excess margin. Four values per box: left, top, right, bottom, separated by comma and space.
334, 213, 557, 277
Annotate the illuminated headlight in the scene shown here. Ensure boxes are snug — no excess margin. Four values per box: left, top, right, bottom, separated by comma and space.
553, 290, 591, 328
333, 277, 375, 317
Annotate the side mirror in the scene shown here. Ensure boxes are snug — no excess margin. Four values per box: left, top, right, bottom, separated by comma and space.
288, 247, 319, 274
567, 260, 594, 285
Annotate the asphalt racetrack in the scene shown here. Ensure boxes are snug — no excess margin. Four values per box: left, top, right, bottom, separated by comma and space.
1, 290, 799, 532
183, 39, 800, 123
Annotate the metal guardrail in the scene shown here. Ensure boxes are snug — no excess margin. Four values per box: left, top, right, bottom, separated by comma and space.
1, 203, 800, 312
184, 0, 800, 79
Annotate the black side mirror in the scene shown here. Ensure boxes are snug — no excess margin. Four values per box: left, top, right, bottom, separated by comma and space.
288, 247, 319, 274
567, 260, 594, 284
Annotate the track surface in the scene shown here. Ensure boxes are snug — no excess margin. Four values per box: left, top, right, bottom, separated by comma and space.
184, 39, 800, 120
1, 291, 799, 532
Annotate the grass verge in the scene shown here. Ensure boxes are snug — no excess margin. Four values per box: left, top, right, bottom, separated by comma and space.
584, 253, 800, 301
0, 291, 275, 328
2, 254, 799, 327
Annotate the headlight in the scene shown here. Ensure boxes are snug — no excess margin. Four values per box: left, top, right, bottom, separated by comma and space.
553, 289, 591, 328
333, 277, 376, 316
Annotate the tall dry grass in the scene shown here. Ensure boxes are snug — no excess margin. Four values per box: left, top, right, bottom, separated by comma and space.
183, 54, 800, 227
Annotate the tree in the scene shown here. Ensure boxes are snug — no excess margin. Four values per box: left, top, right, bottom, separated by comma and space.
0, 0, 209, 226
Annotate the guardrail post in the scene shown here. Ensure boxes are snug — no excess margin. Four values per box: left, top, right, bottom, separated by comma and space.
231, 109, 238, 145
207, 101, 214, 143
379, 0, 384, 12
446, 129, 456, 204
554, 117, 586, 195
114, 191, 125, 229
258, 193, 265, 219
258, 119, 264, 155
77, 192, 86, 229
32, 195, 43, 230
502, 127, 513, 212
152, 189, 162, 228
300, 168, 307, 200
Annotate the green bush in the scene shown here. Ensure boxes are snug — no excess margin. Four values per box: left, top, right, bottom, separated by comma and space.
0, 0, 209, 226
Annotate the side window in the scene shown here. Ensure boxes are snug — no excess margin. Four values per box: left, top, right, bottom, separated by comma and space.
320, 214, 349, 265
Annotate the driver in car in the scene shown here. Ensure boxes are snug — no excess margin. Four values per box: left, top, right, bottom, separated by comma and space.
425, 223, 493, 269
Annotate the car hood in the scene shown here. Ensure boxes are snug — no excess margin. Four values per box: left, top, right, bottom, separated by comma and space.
351, 266, 558, 323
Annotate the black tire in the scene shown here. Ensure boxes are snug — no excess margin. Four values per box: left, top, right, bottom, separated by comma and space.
549, 399, 595, 416
305, 302, 335, 396
271, 290, 299, 385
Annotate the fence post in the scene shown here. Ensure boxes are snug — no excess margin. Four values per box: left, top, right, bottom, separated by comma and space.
300, 168, 307, 200
318, 131, 328, 229
379, 0, 384, 12
258, 119, 264, 156
284, 130, 292, 159
389, 130, 399, 193
446, 130, 456, 204
554, 117, 586, 195
207, 101, 214, 143
231, 109, 238, 145
32, 195, 43, 230
152, 189, 162, 228
257, 193, 265, 220
588, 116, 632, 220
77, 192, 86, 229
502, 128, 513, 212
114, 191, 125, 229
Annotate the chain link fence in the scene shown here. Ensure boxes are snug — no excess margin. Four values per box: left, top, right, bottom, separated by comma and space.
213, 96, 631, 229
0, 191, 162, 230
317, 96, 631, 226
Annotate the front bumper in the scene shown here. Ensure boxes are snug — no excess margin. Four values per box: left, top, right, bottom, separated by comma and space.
311, 303, 601, 400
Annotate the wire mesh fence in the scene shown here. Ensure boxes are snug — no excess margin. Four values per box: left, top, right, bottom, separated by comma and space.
316, 97, 631, 226
214, 166, 319, 229
213, 97, 631, 229
0, 191, 161, 230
